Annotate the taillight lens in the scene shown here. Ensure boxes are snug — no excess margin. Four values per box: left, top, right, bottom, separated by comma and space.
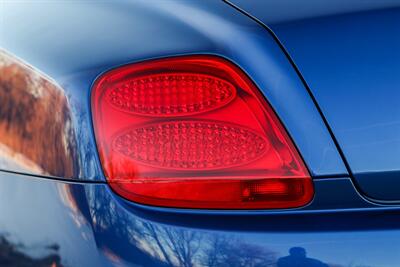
92, 55, 313, 209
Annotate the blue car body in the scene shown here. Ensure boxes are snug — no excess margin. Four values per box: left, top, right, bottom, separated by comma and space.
0, 1, 400, 266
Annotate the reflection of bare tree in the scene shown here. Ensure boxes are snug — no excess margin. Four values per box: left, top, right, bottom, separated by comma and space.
203, 235, 226, 267
136, 221, 277, 267
85, 186, 360, 267
142, 224, 175, 266
86, 185, 281, 266
141, 223, 202, 267
86, 185, 278, 267
164, 229, 201, 267
201, 235, 276, 267
0, 234, 63, 267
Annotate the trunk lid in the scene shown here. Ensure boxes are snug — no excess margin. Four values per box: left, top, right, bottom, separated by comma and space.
230, 1, 400, 201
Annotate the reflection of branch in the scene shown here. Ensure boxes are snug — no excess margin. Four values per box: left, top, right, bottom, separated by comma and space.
203, 235, 227, 267
145, 223, 175, 267
163, 229, 201, 267
87, 183, 281, 267
202, 235, 277, 267
136, 219, 280, 267
140, 222, 203, 267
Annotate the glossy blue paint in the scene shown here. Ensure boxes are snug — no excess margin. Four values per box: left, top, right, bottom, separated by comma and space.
228, 0, 400, 24
0, 0, 347, 178
0, 171, 399, 266
265, 7, 400, 201
230, 0, 400, 201
0, 0, 399, 266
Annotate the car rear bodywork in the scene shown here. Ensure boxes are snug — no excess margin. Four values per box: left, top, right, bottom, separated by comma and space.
231, 0, 400, 202
0, 1, 399, 266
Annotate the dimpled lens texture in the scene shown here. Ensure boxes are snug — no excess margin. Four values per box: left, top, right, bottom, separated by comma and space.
92, 55, 313, 209
106, 73, 236, 116
113, 121, 268, 170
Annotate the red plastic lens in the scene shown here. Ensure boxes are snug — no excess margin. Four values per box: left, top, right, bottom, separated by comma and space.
92, 55, 313, 209
113, 120, 268, 170
106, 73, 236, 116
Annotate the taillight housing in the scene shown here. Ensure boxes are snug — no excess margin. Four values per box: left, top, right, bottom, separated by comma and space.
92, 55, 313, 209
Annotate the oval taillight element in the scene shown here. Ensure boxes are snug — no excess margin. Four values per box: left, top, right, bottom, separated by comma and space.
112, 120, 269, 170
106, 73, 236, 116
92, 55, 313, 209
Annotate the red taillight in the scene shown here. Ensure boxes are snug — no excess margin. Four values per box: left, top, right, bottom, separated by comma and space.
92, 55, 313, 209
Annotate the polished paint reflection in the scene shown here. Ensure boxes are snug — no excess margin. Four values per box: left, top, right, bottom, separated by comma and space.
0, 172, 102, 266
0, 171, 392, 267
83, 183, 383, 267
0, 50, 79, 178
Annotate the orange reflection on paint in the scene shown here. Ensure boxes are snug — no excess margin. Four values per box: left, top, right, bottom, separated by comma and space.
0, 50, 78, 177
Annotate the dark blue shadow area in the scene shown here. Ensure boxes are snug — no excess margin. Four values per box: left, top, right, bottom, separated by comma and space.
278, 247, 329, 267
